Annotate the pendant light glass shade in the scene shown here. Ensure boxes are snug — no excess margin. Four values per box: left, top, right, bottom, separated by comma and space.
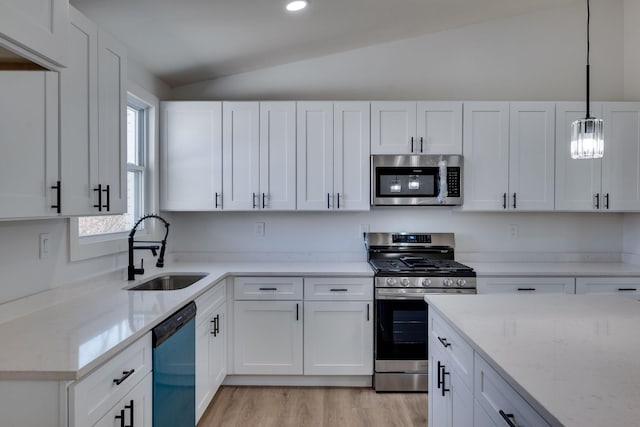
570, 117, 603, 159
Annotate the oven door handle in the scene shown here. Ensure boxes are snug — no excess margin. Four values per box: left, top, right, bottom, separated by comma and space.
375, 290, 431, 300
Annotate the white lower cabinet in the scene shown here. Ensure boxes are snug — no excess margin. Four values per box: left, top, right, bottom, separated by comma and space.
195, 282, 227, 422
477, 277, 576, 294
69, 333, 152, 427
233, 300, 303, 374
576, 277, 640, 299
303, 301, 372, 375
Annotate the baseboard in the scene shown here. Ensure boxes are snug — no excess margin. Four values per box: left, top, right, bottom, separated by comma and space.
223, 375, 373, 387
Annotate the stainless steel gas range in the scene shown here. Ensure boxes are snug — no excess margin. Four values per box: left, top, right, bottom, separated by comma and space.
365, 232, 477, 392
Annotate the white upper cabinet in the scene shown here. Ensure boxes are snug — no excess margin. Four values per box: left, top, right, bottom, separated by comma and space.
508, 102, 555, 210
462, 102, 510, 210
60, 7, 127, 215
601, 102, 640, 211
371, 101, 462, 154
0, 71, 59, 219
463, 102, 555, 211
259, 101, 297, 210
297, 101, 370, 211
160, 102, 222, 211
223, 102, 260, 210
555, 102, 603, 211
557, 102, 640, 211
0, 0, 68, 69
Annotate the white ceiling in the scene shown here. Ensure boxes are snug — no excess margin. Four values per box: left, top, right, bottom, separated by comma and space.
70, 0, 580, 88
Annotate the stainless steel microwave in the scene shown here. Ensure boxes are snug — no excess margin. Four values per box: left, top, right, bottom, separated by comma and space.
371, 155, 463, 206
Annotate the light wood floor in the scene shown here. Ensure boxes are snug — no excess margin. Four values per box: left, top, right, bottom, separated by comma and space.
198, 386, 427, 427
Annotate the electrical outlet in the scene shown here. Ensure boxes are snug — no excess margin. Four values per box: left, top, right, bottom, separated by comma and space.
255, 222, 266, 238
39, 233, 51, 259
508, 224, 519, 240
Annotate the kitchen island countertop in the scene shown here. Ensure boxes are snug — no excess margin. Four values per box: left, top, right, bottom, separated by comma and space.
425, 293, 640, 427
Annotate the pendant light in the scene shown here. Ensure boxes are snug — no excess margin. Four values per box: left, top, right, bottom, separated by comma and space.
570, 0, 604, 159
286, 0, 309, 12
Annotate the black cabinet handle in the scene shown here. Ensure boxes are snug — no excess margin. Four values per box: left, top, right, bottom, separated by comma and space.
93, 184, 103, 211
502, 193, 507, 209
411, 136, 414, 153
438, 336, 451, 348
595, 193, 600, 209
366, 303, 370, 321
441, 368, 450, 396
330, 288, 348, 292
259, 287, 278, 291
215, 192, 220, 209
517, 288, 536, 292
605, 193, 610, 209
103, 184, 110, 211
337, 193, 340, 209
51, 181, 61, 213
420, 136, 424, 153
252, 192, 257, 209
512, 192, 517, 209
618, 288, 637, 292
296, 303, 299, 321
437, 361, 443, 390
115, 409, 125, 427
124, 399, 134, 427
499, 410, 518, 427
113, 369, 135, 385
262, 192, 266, 209
327, 193, 331, 209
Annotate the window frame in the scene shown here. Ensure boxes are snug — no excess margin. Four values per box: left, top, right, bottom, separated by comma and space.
69, 84, 159, 261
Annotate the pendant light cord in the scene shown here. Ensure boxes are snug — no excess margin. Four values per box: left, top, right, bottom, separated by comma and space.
585, 0, 591, 119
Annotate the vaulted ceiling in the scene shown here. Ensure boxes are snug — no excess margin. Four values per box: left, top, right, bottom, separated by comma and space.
70, 0, 582, 88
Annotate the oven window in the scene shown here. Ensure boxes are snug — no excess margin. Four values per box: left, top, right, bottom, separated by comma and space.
376, 299, 427, 360
376, 167, 438, 198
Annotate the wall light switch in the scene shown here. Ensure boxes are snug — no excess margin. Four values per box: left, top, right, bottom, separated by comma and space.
255, 222, 266, 238
39, 233, 51, 259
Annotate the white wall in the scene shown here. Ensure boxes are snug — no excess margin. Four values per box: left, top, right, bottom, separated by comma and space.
167, 210, 624, 263
171, 0, 625, 101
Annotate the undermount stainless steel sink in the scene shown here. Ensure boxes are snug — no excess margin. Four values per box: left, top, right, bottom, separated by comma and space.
128, 274, 207, 291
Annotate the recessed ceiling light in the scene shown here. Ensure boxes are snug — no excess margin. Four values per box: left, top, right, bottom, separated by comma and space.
286, 0, 308, 12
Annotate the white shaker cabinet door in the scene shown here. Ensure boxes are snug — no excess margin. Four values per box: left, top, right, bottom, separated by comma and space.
297, 102, 334, 211
508, 102, 556, 211
0, 71, 59, 219
371, 101, 416, 154
555, 102, 603, 211
223, 102, 260, 210
416, 101, 463, 155
160, 102, 222, 210
601, 102, 640, 211
259, 101, 296, 210
333, 101, 370, 211
462, 102, 510, 210
303, 301, 373, 375
233, 300, 303, 375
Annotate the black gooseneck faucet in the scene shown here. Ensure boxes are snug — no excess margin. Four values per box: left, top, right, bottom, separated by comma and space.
128, 214, 170, 281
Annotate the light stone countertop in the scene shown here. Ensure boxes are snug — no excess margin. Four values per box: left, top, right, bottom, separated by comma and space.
425, 294, 640, 427
467, 261, 640, 277
0, 261, 373, 381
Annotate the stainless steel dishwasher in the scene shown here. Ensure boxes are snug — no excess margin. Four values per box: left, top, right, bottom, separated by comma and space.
152, 301, 196, 427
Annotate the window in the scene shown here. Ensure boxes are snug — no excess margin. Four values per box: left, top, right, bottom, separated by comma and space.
78, 100, 147, 236
70, 85, 157, 261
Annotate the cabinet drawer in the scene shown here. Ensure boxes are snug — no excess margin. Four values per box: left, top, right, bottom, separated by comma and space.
576, 277, 640, 299
196, 281, 226, 320
234, 277, 303, 300
475, 354, 551, 427
69, 333, 152, 427
304, 277, 373, 301
478, 277, 575, 294
430, 311, 473, 390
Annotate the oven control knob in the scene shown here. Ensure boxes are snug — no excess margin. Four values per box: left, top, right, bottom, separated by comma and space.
421, 278, 432, 287
386, 278, 397, 286
401, 278, 410, 287
443, 279, 454, 287
456, 279, 467, 287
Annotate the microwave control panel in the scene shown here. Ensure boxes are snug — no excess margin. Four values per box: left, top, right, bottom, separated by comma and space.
447, 168, 461, 197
